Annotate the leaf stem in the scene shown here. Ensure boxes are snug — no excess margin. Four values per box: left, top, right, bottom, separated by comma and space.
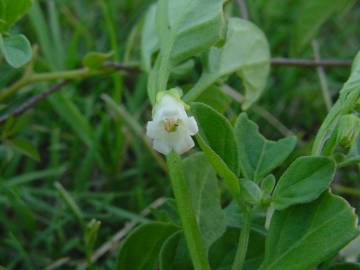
166, 151, 211, 270
232, 210, 251, 270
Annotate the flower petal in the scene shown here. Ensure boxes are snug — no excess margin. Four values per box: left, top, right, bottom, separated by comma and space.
186, 116, 198, 135
146, 121, 159, 139
153, 139, 172, 155
175, 136, 195, 154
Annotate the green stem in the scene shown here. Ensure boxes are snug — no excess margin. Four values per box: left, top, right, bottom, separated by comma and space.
231, 211, 251, 270
157, 35, 178, 92
167, 151, 210, 270
0, 67, 117, 102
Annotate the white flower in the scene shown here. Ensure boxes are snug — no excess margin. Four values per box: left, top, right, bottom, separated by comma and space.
146, 90, 198, 155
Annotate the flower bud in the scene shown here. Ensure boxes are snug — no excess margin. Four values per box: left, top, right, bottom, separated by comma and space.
146, 89, 198, 155
337, 114, 360, 149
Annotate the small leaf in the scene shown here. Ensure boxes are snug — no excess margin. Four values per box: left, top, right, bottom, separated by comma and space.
5, 138, 40, 161
235, 113, 297, 182
116, 222, 179, 270
262, 174, 276, 194
239, 179, 262, 205
82, 51, 113, 70
259, 192, 359, 270
0, 34, 32, 68
184, 18, 270, 109
272, 156, 335, 210
183, 153, 226, 251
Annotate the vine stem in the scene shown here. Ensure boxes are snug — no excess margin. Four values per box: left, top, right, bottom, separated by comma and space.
166, 151, 211, 270
0, 63, 137, 102
232, 211, 252, 270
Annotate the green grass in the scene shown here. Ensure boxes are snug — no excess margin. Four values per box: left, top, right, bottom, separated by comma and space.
0, 0, 359, 269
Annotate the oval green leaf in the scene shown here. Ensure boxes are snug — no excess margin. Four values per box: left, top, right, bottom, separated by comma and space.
0, 34, 32, 68
272, 156, 335, 210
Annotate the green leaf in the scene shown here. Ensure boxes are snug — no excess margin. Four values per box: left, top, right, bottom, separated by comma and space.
292, 0, 352, 53
272, 156, 335, 210
259, 192, 359, 270
192, 102, 238, 173
141, 4, 159, 71
0, 34, 32, 68
184, 18, 270, 109
5, 138, 40, 161
116, 222, 179, 270
239, 179, 262, 205
148, 0, 225, 103
156, 0, 224, 65
82, 51, 113, 70
0, 0, 32, 32
191, 103, 242, 204
235, 113, 297, 182
159, 232, 193, 270
183, 153, 226, 250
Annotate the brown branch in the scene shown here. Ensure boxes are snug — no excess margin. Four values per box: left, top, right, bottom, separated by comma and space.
103, 62, 140, 73
0, 80, 69, 124
271, 58, 352, 67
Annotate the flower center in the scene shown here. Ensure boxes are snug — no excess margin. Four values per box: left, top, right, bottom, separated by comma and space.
163, 118, 181, 132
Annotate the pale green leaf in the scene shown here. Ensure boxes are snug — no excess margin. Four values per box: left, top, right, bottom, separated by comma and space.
0, 34, 32, 68
157, 0, 224, 65
184, 18, 270, 109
